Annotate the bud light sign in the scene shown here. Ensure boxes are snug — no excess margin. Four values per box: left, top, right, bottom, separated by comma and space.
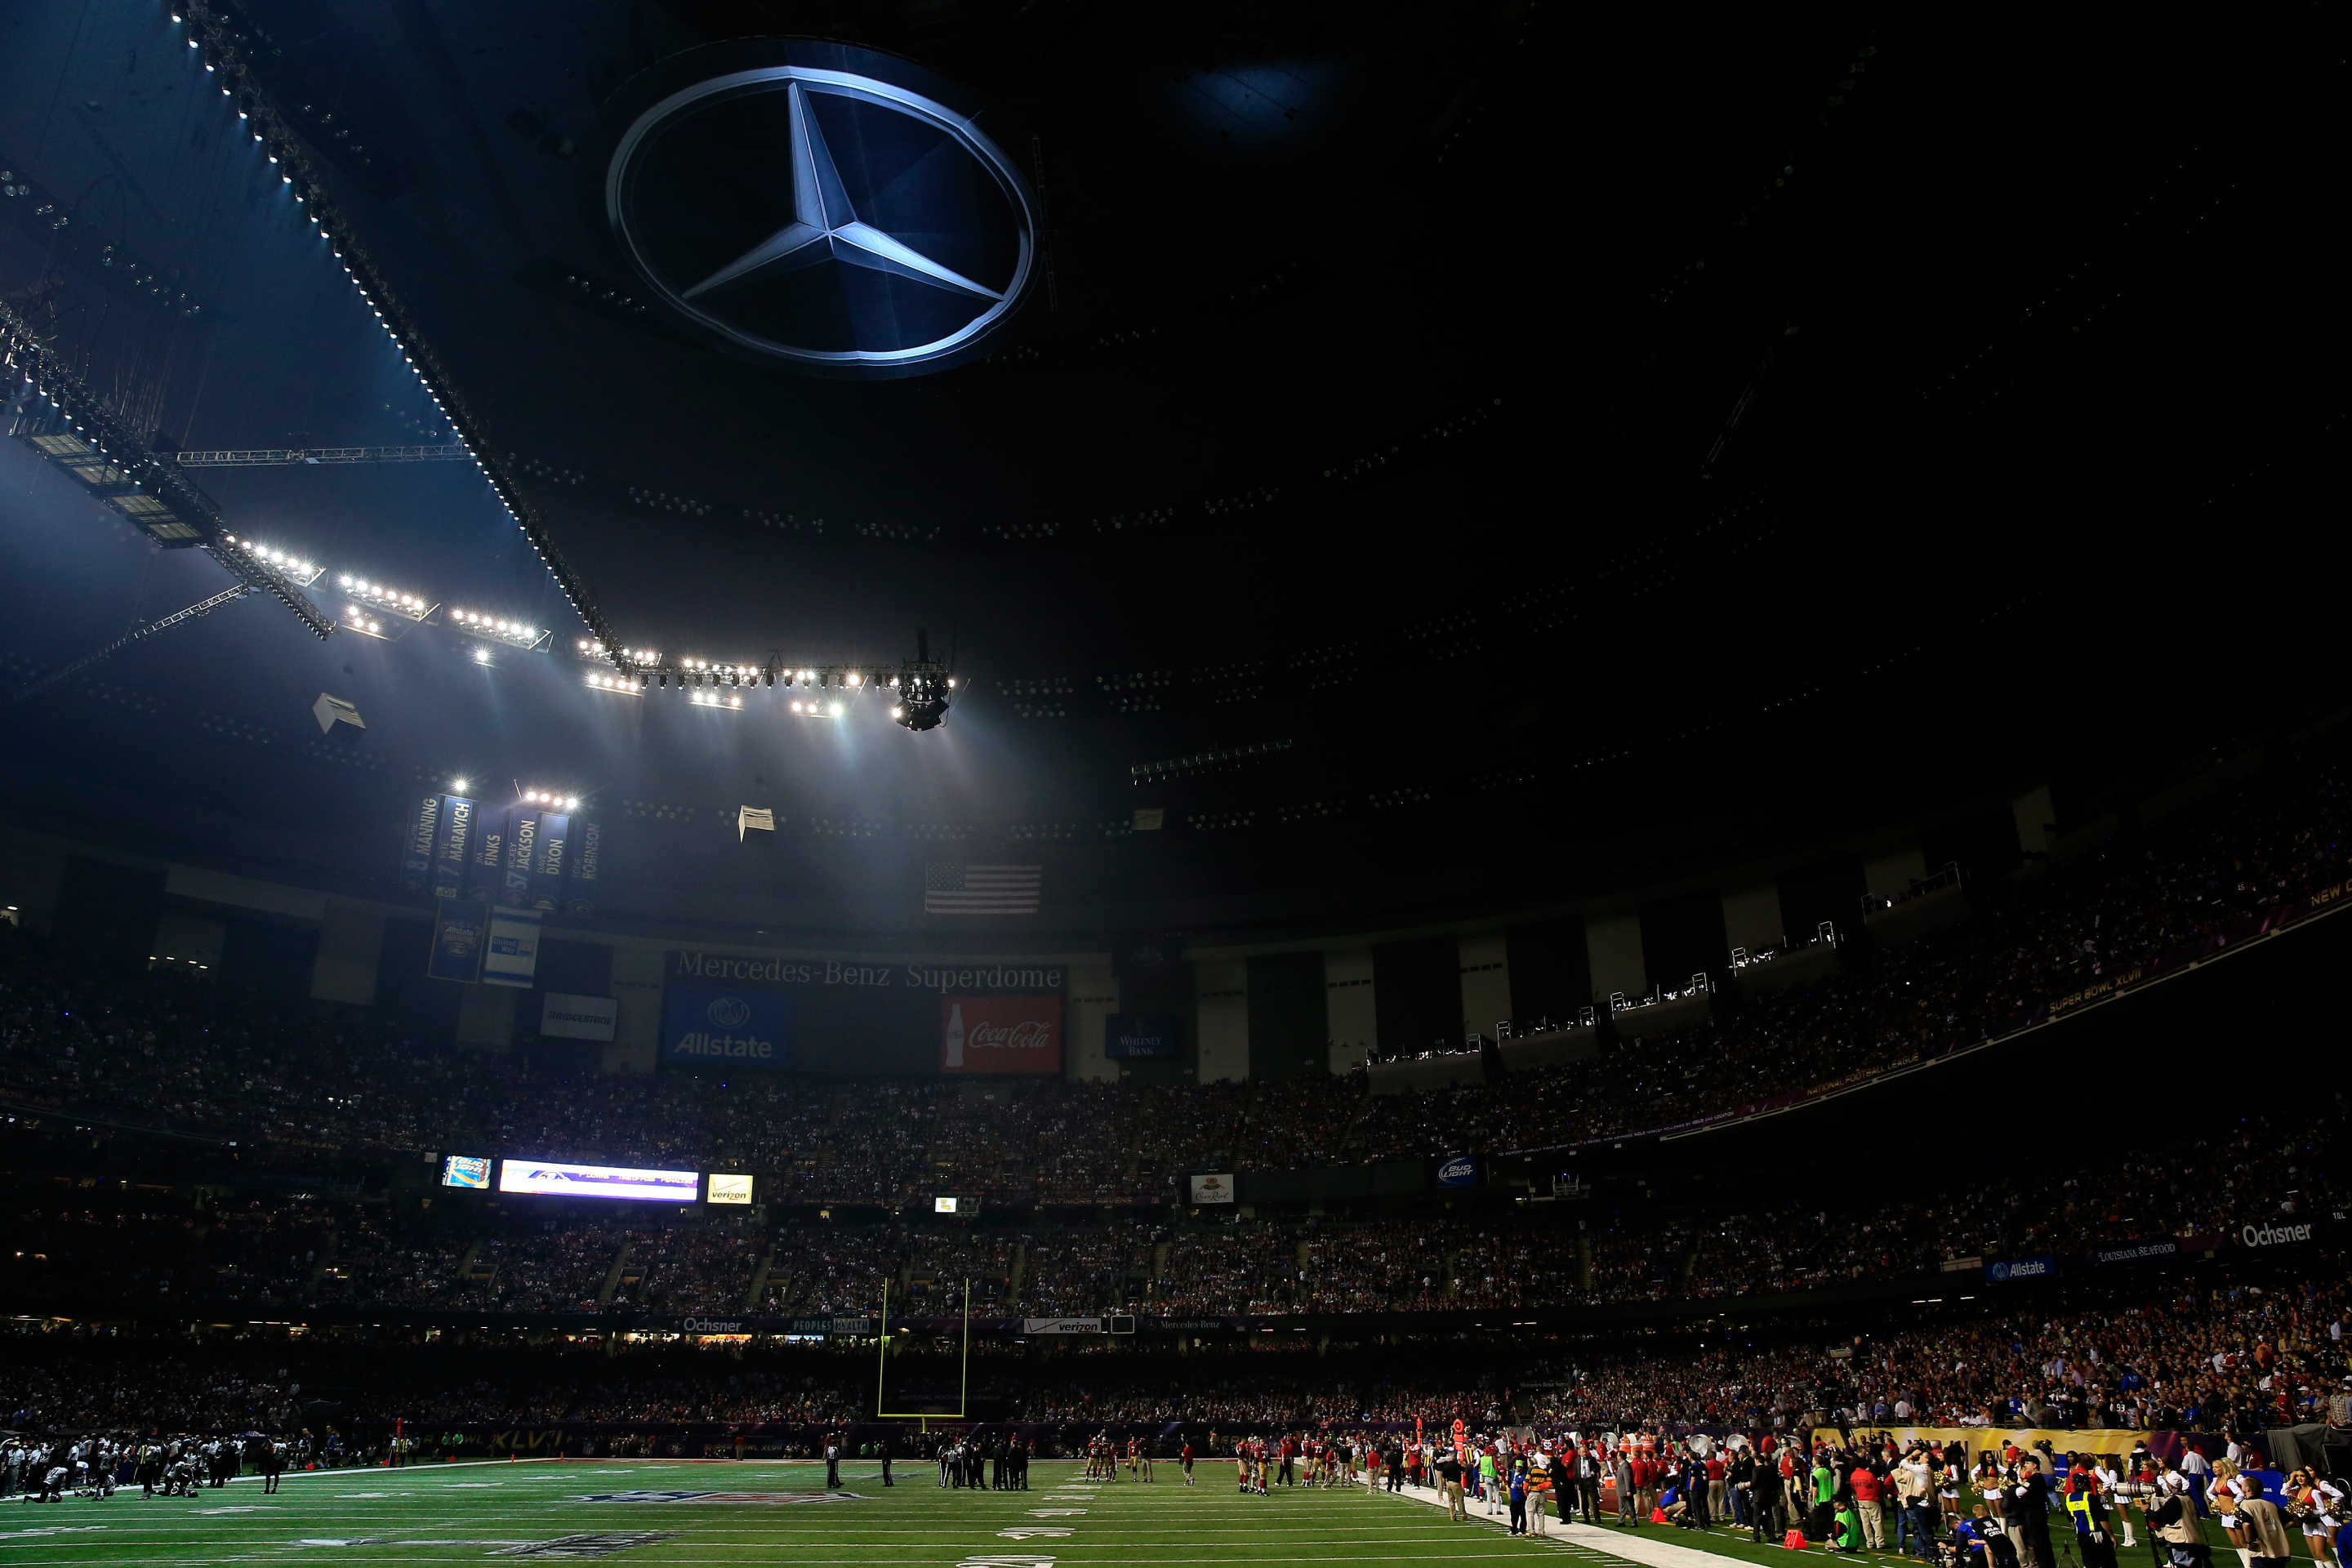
942, 995, 1062, 1076
1436, 1154, 1481, 1187
660, 985, 795, 1070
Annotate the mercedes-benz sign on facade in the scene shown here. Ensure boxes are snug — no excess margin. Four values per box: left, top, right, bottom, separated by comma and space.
602, 40, 1036, 376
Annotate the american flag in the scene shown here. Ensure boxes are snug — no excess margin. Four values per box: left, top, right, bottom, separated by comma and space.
923, 862, 1042, 915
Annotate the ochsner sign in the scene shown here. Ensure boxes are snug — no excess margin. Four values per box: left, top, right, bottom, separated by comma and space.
2238, 1219, 2318, 1248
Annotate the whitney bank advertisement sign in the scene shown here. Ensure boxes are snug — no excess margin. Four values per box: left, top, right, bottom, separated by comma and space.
658, 948, 1066, 1073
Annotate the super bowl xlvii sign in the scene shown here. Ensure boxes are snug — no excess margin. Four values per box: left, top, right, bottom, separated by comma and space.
599, 39, 1036, 376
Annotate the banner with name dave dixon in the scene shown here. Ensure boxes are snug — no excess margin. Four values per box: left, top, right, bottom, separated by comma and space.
531, 813, 571, 913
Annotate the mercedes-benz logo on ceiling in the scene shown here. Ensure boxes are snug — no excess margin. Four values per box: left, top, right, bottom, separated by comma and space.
602, 43, 1036, 376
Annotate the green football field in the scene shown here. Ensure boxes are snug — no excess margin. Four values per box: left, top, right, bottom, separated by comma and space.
0, 1458, 1596, 1566
7, 1459, 2323, 1568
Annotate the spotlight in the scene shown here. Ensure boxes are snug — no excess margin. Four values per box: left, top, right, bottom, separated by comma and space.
451, 778, 470, 795
565, 796, 580, 811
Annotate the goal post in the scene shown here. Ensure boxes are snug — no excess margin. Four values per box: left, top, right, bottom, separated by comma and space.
874, 1276, 973, 1425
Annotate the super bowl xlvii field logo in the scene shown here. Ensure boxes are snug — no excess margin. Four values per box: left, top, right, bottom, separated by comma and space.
598, 39, 1036, 376
576, 1491, 864, 1505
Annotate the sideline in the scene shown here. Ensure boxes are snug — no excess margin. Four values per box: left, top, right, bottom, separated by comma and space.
220, 1457, 560, 1486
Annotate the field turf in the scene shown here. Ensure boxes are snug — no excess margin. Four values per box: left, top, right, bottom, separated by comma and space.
7, 1460, 2330, 1568
0, 1458, 1587, 1566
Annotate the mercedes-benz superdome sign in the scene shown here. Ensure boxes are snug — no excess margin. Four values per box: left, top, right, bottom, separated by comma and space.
599, 38, 1036, 377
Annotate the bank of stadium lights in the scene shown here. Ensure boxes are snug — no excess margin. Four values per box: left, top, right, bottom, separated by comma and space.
688, 691, 745, 711
446, 607, 549, 652
336, 577, 436, 622
787, 698, 846, 718
519, 788, 581, 811
218, 536, 322, 588
583, 671, 642, 697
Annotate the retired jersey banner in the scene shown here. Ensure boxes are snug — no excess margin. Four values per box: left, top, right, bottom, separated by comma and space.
431, 795, 476, 902
501, 810, 541, 908
426, 897, 489, 983
531, 812, 572, 913
467, 814, 506, 905
941, 994, 1062, 1075
567, 820, 602, 916
399, 791, 442, 894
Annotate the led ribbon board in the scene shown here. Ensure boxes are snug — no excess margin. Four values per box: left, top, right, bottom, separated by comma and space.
497, 1160, 700, 1202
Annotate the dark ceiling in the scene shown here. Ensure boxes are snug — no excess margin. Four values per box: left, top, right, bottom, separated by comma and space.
0, 2, 2340, 937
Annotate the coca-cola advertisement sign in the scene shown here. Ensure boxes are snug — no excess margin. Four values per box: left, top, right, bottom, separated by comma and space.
940, 995, 1063, 1076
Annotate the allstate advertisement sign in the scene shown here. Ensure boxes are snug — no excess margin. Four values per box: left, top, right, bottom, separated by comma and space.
660, 984, 795, 1069
1986, 1254, 2056, 1283
1436, 1154, 1481, 1187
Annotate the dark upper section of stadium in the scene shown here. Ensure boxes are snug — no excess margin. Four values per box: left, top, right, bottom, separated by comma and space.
0, 4, 2340, 936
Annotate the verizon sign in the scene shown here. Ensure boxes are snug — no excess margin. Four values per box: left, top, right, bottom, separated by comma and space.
942, 995, 1063, 1076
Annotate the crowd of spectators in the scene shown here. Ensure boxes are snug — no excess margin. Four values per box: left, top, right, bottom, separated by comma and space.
1, 1086, 2334, 1324
2, 1264, 2342, 1441
2, 741, 2345, 1206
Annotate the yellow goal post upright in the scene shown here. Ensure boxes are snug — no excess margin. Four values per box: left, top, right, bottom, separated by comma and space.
874, 1276, 973, 1434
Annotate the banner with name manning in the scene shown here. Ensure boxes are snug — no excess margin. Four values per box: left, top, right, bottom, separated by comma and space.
399, 792, 442, 894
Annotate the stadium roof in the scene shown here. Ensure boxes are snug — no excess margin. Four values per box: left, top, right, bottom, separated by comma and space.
0, 3, 2336, 936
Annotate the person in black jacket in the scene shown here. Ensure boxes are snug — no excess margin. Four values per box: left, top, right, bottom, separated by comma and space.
2007, 1459, 2054, 1568
1753, 1452, 1786, 1543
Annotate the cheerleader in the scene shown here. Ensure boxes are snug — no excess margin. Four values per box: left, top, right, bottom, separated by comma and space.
2211, 1459, 2256, 1568
2288, 1468, 2344, 1568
